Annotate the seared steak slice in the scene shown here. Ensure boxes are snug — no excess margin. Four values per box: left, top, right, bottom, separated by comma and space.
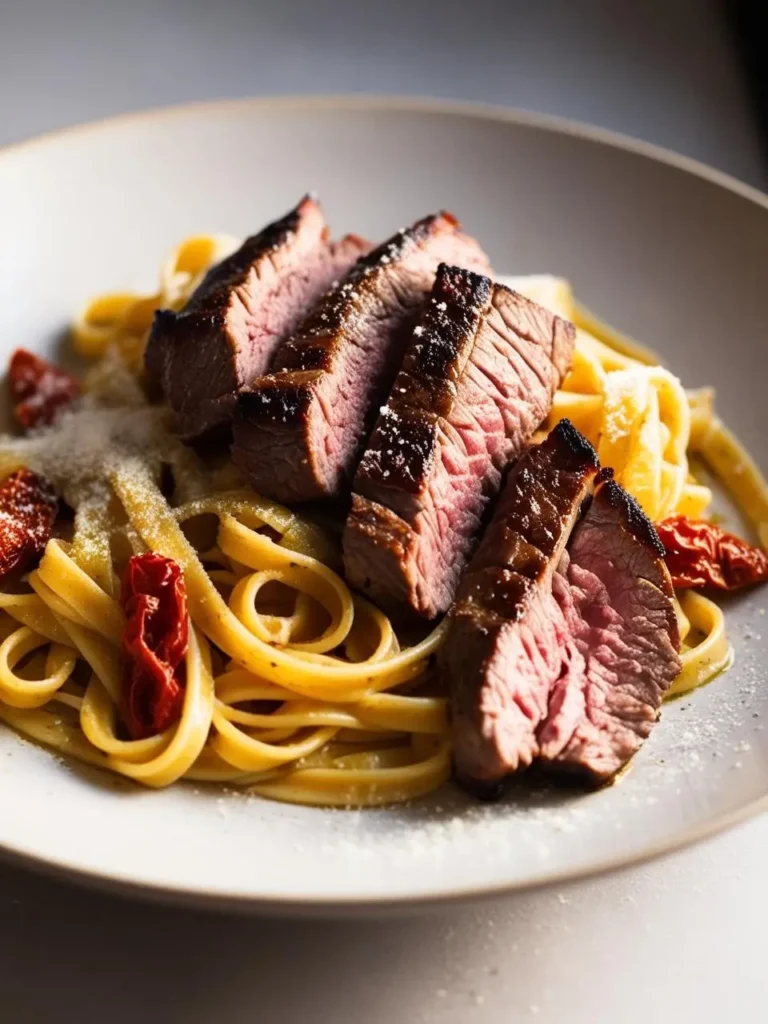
443, 421, 600, 784
538, 477, 681, 780
343, 264, 575, 619
231, 213, 491, 503
440, 420, 681, 790
145, 195, 368, 439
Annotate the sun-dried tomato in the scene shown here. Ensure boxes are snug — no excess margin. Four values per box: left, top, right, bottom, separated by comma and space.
120, 553, 189, 740
656, 515, 768, 590
0, 469, 58, 579
9, 348, 79, 429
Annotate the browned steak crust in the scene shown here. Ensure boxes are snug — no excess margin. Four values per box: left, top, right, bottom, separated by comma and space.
440, 421, 681, 791
232, 213, 491, 502
343, 266, 575, 619
145, 195, 367, 439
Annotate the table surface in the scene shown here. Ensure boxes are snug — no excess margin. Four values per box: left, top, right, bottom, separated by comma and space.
1, 1, 766, 1021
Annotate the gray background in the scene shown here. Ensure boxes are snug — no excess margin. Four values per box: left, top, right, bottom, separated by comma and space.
1, 0, 764, 186
1, 1, 766, 1021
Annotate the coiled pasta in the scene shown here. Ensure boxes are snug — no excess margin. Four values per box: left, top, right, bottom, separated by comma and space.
0, 253, 761, 805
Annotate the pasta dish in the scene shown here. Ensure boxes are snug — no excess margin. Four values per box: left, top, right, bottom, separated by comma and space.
0, 197, 765, 807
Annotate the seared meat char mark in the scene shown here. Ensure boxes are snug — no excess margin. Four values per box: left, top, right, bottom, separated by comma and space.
343, 264, 575, 619
440, 420, 681, 791
145, 195, 368, 439
231, 213, 491, 503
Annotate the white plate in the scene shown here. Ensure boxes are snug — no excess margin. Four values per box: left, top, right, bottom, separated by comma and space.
0, 97, 767, 913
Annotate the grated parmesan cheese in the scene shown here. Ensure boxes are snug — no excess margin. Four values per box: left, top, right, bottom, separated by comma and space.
0, 401, 169, 506
0, 351, 204, 511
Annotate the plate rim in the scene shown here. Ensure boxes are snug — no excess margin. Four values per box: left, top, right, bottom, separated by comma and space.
0, 777, 763, 916
1, 93, 766, 913
3, 92, 767, 209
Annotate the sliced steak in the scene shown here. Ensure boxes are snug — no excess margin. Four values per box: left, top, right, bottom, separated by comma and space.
443, 421, 600, 784
145, 195, 368, 439
343, 264, 575, 619
538, 476, 681, 780
440, 420, 681, 791
231, 213, 491, 503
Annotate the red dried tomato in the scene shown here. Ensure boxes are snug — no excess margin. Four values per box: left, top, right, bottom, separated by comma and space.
120, 553, 189, 740
656, 515, 768, 590
0, 469, 58, 579
9, 348, 79, 429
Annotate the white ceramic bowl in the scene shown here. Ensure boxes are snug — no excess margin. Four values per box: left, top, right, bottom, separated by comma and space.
1, 97, 767, 913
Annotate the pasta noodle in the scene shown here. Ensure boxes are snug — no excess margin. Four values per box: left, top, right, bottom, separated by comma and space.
72, 233, 241, 369
0, 247, 763, 805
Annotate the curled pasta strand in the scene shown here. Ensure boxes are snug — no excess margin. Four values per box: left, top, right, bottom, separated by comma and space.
72, 292, 145, 359
47, 611, 122, 704
249, 739, 451, 807
112, 458, 445, 701
211, 704, 339, 772
0, 592, 72, 645
221, 517, 353, 654
35, 541, 124, 644
668, 591, 733, 698
82, 626, 215, 787
217, 693, 447, 737
0, 626, 76, 708
0, 702, 109, 769
80, 679, 172, 762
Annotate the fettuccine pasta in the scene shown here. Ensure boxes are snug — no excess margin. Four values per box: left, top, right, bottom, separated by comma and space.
72, 234, 242, 368
0, 248, 763, 806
